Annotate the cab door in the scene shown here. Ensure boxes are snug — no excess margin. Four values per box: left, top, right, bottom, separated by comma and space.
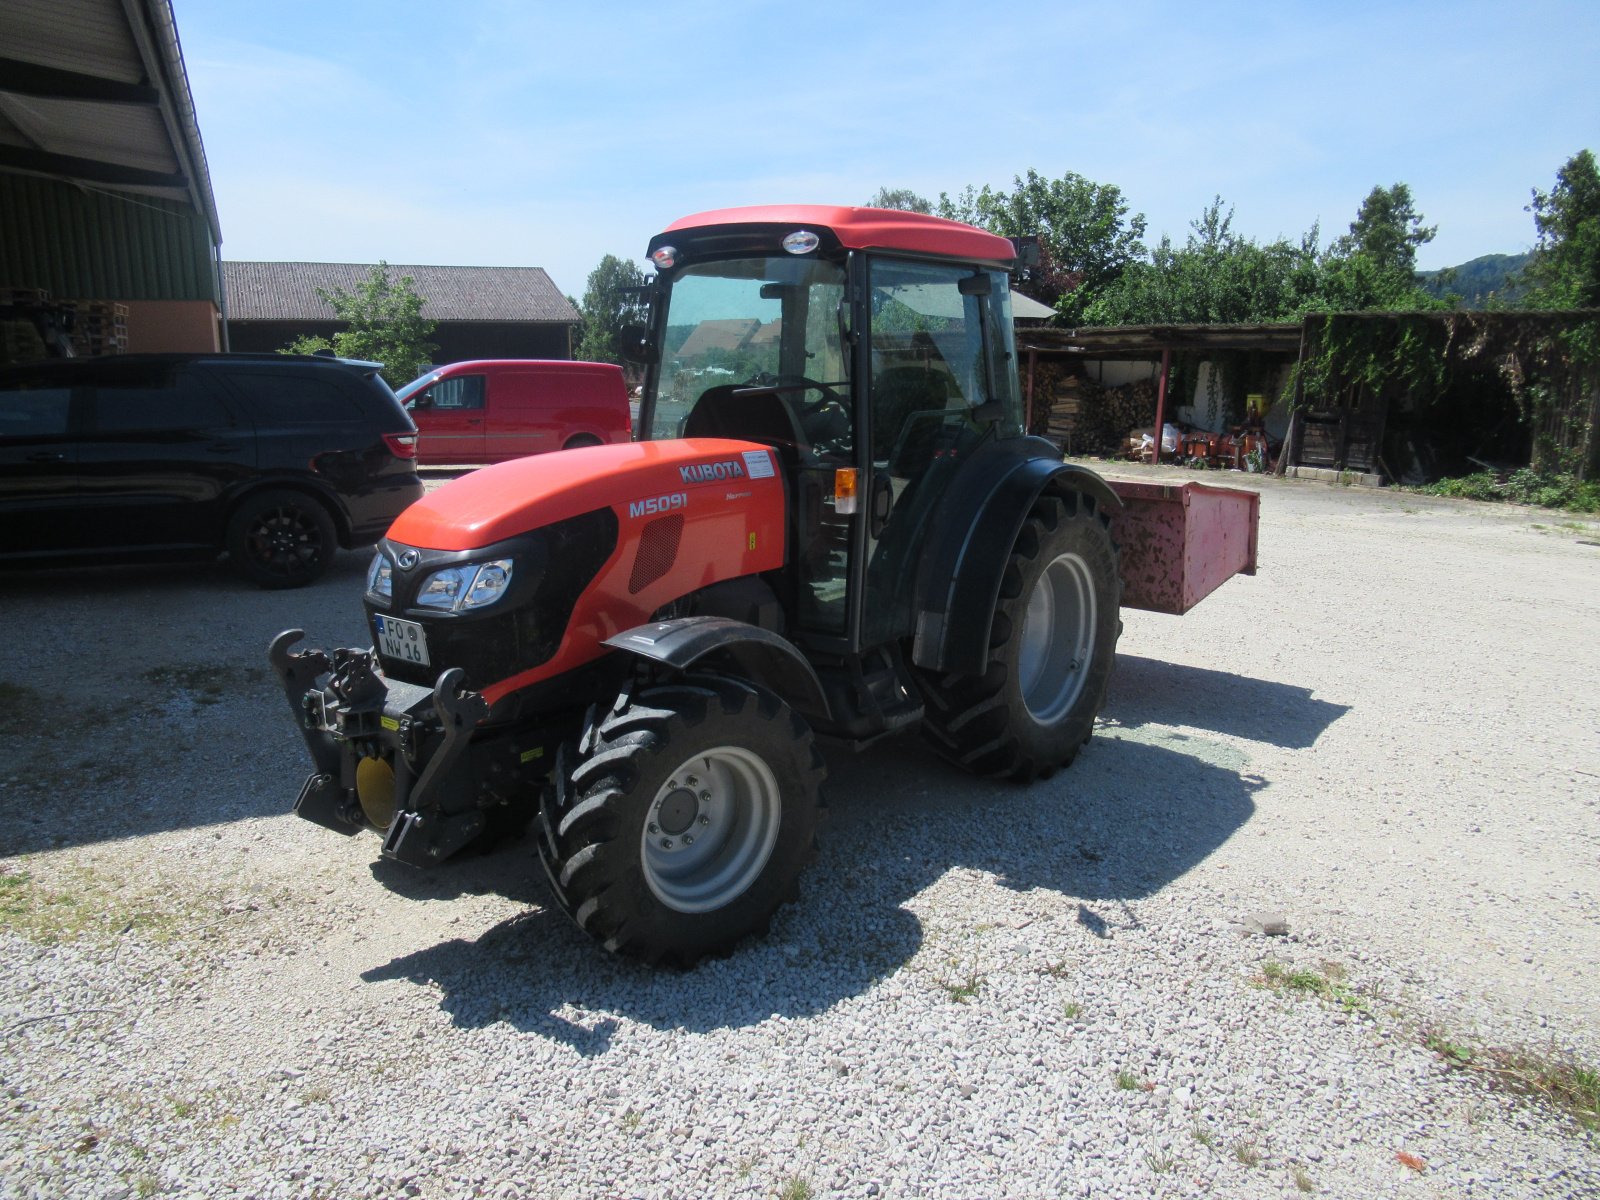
857, 258, 1025, 649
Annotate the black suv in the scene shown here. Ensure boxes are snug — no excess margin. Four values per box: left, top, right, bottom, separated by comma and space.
0, 353, 424, 588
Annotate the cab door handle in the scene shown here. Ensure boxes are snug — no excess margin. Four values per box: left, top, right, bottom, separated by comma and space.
26, 451, 67, 463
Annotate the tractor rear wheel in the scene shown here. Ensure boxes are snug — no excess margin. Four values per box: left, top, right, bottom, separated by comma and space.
916, 491, 1121, 781
537, 674, 825, 966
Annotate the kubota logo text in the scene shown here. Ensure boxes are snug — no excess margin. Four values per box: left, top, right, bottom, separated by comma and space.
628, 492, 688, 519
680, 459, 746, 483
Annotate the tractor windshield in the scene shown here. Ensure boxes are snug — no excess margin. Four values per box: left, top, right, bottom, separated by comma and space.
650, 257, 849, 445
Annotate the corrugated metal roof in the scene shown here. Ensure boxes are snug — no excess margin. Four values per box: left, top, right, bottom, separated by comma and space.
223, 262, 582, 325
0, 0, 221, 242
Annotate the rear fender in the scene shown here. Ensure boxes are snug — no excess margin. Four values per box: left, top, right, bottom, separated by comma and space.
910, 437, 1121, 677
604, 616, 829, 723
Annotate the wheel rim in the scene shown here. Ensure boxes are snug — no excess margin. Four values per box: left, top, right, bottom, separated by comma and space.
1017, 550, 1097, 724
247, 504, 322, 578
640, 745, 782, 914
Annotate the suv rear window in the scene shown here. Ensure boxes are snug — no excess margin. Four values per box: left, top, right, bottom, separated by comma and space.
221, 369, 364, 423
90, 364, 234, 432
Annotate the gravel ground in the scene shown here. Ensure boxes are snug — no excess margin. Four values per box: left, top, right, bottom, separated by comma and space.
1, 465, 1597, 1199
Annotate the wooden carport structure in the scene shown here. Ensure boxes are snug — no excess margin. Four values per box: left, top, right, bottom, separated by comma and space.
1014, 323, 1303, 463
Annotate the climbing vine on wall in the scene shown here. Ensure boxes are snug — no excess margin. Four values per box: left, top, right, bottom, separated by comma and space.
1286, 311, 1599, 476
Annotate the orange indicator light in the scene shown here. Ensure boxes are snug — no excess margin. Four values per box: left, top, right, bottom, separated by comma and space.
834, 468, 859, 514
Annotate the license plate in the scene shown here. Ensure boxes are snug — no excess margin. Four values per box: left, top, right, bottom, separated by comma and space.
374, 614, 429, 666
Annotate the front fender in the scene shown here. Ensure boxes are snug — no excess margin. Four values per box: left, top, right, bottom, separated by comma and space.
604, 616, 830, 723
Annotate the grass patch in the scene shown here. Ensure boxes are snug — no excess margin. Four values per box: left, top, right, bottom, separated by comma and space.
1232, 1137, 1262, 1167
1063, 1000, 1083, 1019
1410, 469, 1600, 514
777, 1176, 813, 1200
0, 860, 207, 946
1421, 1025, 1599, 1132
1258, 959, 1368, 1013
938, 958, 984, 1004
1293, 1166, 1316, 1192
1480, 1048, 1597, 1131
1191, 1121, 1216, 1149
1115, 1069, 1143, 1092
1144, 1148, 1178, 1174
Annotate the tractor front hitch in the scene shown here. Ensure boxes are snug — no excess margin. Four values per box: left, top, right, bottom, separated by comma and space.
267, 629, 490, 866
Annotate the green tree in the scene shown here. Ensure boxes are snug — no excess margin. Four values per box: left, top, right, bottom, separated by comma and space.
281, 262, 436, 387
1525, 149, 1600, 308
866, 187, 933, 213
1086, 194, 1441, 328
1084, 199, 1324, 326
576, 254, 649, 364
1334, 183, 1436, 275
937, 169, 1146, 324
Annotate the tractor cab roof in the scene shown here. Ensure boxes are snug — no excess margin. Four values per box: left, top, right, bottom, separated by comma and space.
653, 205, 1017, 269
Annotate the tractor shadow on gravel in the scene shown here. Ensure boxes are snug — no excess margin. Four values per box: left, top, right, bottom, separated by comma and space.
1107, 655, 1350, 750
361, 718, 1268, 1049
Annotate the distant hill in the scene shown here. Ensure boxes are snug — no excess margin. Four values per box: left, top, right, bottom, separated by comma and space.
1419, 252, 1532, 308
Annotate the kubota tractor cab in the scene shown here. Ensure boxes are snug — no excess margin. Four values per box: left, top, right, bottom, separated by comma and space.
272, 205, 1129, 965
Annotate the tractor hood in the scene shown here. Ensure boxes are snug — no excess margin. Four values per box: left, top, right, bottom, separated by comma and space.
389, 438, 786, 553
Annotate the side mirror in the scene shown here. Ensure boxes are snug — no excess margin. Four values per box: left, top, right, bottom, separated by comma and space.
409, 392, 432, 411
1009, 235, 1042, 268
617, 323, 658, 365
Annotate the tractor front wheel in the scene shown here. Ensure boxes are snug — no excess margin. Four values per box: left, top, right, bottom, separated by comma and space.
916, 491, 1121, 781
537, 674, 825, 966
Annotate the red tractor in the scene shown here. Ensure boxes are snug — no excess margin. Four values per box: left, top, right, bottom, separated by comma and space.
271, 205, 1257, 965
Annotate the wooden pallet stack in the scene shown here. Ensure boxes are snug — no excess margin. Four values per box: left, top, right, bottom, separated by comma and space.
1, 286, 53, 362
63, 300, 128, 356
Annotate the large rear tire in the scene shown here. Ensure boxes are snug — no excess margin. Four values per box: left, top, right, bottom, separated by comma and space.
915, 491, 1121, 781
536, 674, 825, 966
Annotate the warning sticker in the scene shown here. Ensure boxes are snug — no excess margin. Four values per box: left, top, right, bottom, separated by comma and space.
741, 449, 775, 479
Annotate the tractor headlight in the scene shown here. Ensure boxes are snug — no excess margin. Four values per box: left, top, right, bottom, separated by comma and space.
366, 552, 393, 603
415, 559, 515, 612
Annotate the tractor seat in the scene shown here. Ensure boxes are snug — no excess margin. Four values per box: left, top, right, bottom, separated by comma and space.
682, 385, 808, 462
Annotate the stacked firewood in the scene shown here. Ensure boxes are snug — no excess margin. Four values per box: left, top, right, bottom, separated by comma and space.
1072, 378, 1159, 455
1026, 359, 1081, 443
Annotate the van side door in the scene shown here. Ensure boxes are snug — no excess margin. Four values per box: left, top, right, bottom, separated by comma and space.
487, 370, 556, 461
415, 372, 487, 464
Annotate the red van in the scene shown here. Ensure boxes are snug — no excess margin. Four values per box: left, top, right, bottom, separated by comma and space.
395, 360, 631, 465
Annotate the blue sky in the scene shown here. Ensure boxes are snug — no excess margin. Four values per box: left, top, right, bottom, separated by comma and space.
176, 0, 1600, 299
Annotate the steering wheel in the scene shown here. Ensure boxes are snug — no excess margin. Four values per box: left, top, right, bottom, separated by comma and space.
734, 373, 852, 456
741, 373, 848, 415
